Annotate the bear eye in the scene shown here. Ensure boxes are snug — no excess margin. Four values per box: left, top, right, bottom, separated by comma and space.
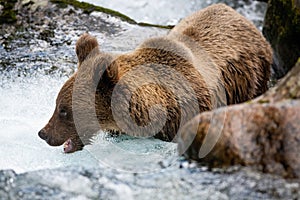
59, 108, 68, 117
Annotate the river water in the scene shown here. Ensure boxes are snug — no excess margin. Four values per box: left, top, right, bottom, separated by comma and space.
0, 0, 269, 174
0, 17, 170, 174
2, 1, 297, 199
82, 0, 267, 29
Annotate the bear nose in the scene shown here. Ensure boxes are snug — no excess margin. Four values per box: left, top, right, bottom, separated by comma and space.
38, 129, 48, 141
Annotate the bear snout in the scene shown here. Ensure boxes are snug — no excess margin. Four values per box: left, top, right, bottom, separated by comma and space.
38, 129, 49, 141
38, 127, 69, 147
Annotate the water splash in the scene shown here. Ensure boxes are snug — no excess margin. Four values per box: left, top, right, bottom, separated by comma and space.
0, 73, 177, 173
82, 0, 267, 29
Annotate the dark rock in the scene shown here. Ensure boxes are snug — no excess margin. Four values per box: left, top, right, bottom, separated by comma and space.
179, 60, 300, 178
0, 0, 18, 24
263, 0, 300, 78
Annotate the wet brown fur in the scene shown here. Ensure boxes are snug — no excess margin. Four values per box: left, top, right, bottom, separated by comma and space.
38, 4, 272, 152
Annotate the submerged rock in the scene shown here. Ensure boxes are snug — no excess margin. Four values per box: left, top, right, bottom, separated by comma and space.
179, 60, 300, 179
1, 165, 300, 199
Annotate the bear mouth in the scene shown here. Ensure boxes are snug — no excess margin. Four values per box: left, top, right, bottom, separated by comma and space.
63, 138, 75, 153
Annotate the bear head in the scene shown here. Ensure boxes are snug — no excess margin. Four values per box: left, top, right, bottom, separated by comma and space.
38, 33, 119, 153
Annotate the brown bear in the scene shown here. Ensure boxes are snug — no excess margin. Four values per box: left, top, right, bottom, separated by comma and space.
38, 3, 272, 153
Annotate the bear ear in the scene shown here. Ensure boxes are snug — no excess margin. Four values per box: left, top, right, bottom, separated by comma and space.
76, 33, 100, 67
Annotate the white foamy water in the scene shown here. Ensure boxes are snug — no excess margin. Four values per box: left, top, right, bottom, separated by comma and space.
81, 0, 267, 29
0, 74, 176, 173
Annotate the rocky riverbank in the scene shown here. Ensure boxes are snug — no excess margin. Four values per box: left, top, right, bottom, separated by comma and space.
179, 60, 300, 179
1, 165, 300, 199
